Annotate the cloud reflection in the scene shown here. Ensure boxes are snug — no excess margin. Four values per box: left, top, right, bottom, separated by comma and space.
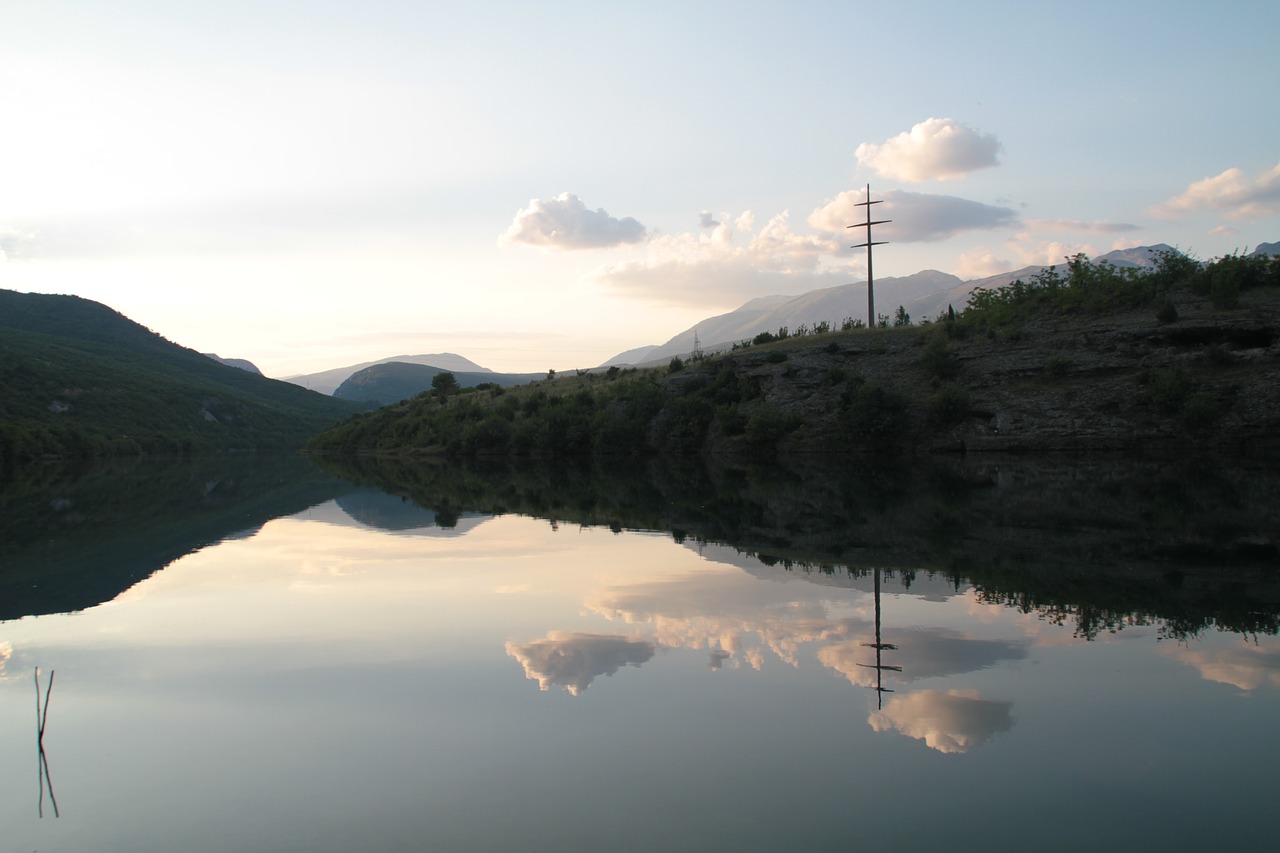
818, 628, 1028, 688
1167, 643, 1280, 692
506, 632, 656, 696
869, 689, 1014, 754
587, 571, 855, 668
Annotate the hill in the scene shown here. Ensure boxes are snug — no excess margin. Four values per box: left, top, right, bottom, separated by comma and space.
334, 361, 543, 406
0, 289, 361, 467
285, 353, 492, 395
308, 249, 1280, 457
606, 245, 1181, 368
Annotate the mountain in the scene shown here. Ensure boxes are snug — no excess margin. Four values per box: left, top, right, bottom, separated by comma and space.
604, 270, 963, 367
333, 361, 543, 406
285, 353, 492, 395
604, 245, 1177, 367
204, 353, 263, 374
0, 289, 360, 466
1254, 242, 1280, 257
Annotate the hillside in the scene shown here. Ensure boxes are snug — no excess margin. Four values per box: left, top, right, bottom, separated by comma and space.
0, 289, 361, 467
308, 249, 1280, 457
605, 244, 1186, 368
285, 352, 493, 395
334, 361, 543, 406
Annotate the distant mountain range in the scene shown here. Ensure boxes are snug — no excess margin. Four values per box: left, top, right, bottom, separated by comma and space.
333, 361, 544, 406
285, 353, 493, 395
604, 244, 1189, 367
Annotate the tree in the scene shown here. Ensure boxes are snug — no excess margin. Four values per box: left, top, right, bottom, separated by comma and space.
893, 305, 911, 327
431, 371, 460, 399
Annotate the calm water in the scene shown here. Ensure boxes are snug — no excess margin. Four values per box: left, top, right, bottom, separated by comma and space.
1, 455, 1277, 851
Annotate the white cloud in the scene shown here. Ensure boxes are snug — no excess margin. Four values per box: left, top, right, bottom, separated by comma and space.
501, 193, 648, 250
953, 248, 1011, 280
855, 118, 1001, 182
809, 189, 1017, 243
868, 689, 1014, 754
1152, 162, 1280, 221
505, 631, 656, 696
1003, 236, 1101, 268
595, 210, 846, 306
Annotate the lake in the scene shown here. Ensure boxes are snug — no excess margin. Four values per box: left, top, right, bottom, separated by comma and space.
2, 453, 1277, 851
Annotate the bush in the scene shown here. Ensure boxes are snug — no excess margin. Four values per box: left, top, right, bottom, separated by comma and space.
920, 336, 959, 379
929, 386, 970, 427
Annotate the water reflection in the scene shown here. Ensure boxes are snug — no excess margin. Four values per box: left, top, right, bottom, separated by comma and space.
869, 689, 1015, 754
2, 454, 1278, 850
506, 632, 657, 695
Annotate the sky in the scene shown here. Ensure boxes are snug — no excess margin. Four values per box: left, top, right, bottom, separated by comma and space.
2, 0, 1278, 378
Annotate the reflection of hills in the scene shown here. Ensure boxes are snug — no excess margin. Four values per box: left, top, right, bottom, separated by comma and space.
321, 488, 489, 535
0, 455, 351, 621
315, 453, 1280, 638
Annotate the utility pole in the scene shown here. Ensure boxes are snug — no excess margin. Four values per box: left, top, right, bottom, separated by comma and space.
857, 567, 901, 710
848, 184, 890, 328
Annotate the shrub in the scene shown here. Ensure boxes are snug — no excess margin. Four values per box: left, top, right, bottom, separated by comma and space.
920, 336, 959, 379
929, 386, 970, 427
1156, 300, 1179, 324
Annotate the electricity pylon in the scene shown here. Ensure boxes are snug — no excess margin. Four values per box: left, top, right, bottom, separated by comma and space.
848, 184, 890, 327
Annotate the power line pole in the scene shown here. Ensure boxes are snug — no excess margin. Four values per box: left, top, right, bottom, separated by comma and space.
848, 184, 890, 328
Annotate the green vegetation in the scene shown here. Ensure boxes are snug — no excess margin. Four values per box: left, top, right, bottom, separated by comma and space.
0, 289, 360, 469
958, 249, 1280, 332
308, 247, 1280, 459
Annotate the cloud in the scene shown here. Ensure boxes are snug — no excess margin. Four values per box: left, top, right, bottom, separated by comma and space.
855, 118, 1002, 182
818, 628, 1028, 688
505, 631, 656, 696
809, 189, 1018, 243
1152, 162, 1280, 221
0, 641, 11, 678
868, 689, 1014, 754
953, 248, 1011, 280
699, 210, 721, 229
595, 211, 846, 306
1025, 219, 1141, 235
501, 192, 648, 250
1003, 236, 1102, 268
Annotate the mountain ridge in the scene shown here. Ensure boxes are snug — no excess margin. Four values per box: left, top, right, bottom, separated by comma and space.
604, 245, 1185, 368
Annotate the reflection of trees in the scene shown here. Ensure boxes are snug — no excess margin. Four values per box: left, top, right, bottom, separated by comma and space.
506, 632, 656, 696
0, 455, 351, 620
868, 689, 1014, 754
314, 453, 1280, 640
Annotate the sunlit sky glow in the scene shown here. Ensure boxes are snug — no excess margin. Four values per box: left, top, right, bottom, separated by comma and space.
2, 0, 1278, 377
